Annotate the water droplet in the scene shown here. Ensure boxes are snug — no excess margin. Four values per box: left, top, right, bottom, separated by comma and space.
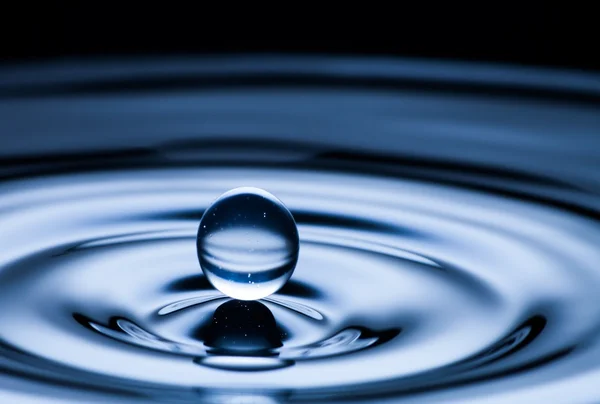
197, 187, 299, 300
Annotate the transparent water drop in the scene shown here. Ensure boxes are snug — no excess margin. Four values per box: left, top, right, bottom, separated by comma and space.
197, 187, 299, 300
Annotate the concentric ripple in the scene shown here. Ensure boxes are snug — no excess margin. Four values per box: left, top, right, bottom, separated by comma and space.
1, 56, 600, 403
0, 166, 599, 402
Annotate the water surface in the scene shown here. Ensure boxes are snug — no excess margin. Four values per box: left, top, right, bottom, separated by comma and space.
0, 56, 600, 403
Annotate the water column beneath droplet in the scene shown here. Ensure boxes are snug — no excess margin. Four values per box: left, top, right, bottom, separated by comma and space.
196, 187, 300, 300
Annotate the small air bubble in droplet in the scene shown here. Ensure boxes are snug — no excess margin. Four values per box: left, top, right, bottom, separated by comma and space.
197, 187, 299, 300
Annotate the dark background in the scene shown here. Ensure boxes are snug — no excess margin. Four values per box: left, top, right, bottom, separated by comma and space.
1, 4, 598, 71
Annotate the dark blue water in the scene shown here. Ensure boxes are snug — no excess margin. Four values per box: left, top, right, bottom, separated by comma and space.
1, 56, 600, 403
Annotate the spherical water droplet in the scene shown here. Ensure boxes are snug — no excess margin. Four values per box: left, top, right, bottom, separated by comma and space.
197, 187, 299, 300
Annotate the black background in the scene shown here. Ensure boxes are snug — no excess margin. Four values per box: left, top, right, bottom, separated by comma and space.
1, 4, 598, 71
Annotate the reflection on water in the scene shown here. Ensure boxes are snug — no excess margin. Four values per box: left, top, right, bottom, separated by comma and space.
200, 299, 284, 355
